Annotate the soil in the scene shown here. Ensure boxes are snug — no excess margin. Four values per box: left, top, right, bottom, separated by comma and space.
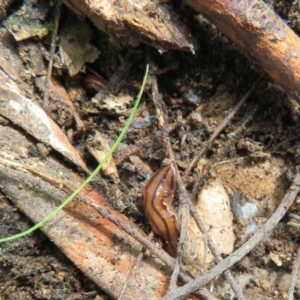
1, 0, 300, 300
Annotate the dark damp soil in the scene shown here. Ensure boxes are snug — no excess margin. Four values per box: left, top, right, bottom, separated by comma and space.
1, 0, 300, 299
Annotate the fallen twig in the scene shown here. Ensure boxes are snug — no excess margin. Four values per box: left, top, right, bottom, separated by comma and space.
151, 74, 245, 300
186, 0, 300, 102
184, 74, 262, 177
15, 159, 214, 299
161, 167, 300, 300
117, 234, 151, 300
288, 241, 300, 299
151, 72, 187, 291
43, 0, 61, 109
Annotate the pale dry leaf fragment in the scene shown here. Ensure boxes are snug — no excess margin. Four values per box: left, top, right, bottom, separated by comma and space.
61, 0, 197, 53
59, 16, 100, 76
87, 131, 119, 182
0, 68, 89, 174
185, 176, 235, 274
99, 94, 133, 114
269, 252, 283, 267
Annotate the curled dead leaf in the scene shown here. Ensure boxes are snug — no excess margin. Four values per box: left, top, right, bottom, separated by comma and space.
87, 131, 119, 182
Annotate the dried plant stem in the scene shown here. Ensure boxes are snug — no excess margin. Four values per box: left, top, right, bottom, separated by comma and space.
151, 74, 190, 290
117, 234, 152, 300
151, 74, 245, 300
288, 245, 300, 300
187, 0, 300, 102
184, 74, 262, 177
162, 168, 300, 300
18, 162, 214, 299
43, 0, 61, 109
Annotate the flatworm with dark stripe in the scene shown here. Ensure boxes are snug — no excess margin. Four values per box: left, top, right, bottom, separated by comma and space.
143, 163, 180, 257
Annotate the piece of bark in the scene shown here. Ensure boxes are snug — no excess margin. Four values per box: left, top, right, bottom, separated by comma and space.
0, 125, 174, 299
22, 42, 85, 131
0, 32, 89, 173
186, 0, 300, 102
60, 0, 197, 53
0, 66, 89, 174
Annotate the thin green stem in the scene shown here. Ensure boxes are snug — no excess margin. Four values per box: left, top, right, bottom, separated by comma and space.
0, 64, 149, 243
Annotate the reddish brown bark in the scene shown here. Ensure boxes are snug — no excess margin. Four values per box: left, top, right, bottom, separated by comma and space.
186, 0, 300, 101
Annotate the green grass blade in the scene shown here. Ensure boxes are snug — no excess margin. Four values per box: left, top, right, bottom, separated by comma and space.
0, 64, 149, 243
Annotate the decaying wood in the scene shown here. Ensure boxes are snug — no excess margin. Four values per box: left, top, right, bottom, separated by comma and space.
0, 65, 89, 174
61, 0, 300, 103
60, 0, 197, 53
0, 125, 172, 299
186, 0, 300, 102
0, 124, 215, 300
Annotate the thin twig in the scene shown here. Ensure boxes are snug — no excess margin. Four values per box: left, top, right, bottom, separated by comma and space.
161, 168, 300, 300
216, 103, 259, 158
177, 179, 247, 300
151, 74, 245, 300
117, 234, 152, 300
15, 159, 216, 299
81, 192, 208, 299
169, 255, 182, 292
151, 74, 191, 291
288, 244, 300, 300
184, 74, 263, 177
270, 136, 296, 153
288, 213, 300, 225
43, 0, 61, 110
